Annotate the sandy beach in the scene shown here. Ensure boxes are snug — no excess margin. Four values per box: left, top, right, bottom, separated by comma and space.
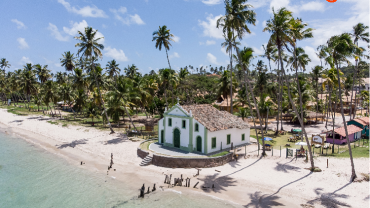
0, 109, 368, 208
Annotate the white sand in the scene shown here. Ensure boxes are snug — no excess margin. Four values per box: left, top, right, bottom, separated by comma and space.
0, 109, 369, 207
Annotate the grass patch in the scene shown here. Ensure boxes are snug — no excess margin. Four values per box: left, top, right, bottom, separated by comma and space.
47, 121, 58, 125
325, 146, 369, 158
62, 124, 68, 127
209, 151, 229, 157
139, 139, 158, 151
251, 130, 304, 150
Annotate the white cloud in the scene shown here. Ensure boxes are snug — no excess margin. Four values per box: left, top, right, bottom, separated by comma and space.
17, 38, 29, 49
248, 0, 270, 9
310, 0, 369, 46
57, 0, 107, 18
269, 0, 326, 14
11, 19, 26, 29
63, 20, 104, 44
104, 46, 128, 62
130, 14, 145, 25
169, 52, 180, 59
110, 7, 145, 25
300, 1, 326, 12
252, 46, 264, 56
262, 20, 267, 28
202, 0, 222, 5
206, 40, 216, 45
19, 56, 32, 65
199, 14, 224, 39
172, 35, 180, 42
303, 46, 321, 70
207, 53, 220, 65
47, 23, 69, 41
221, 47, 228, 56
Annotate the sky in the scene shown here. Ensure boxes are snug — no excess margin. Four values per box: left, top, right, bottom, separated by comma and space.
0, 0, 369, 75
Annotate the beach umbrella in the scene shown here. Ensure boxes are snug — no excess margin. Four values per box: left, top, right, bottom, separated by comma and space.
263, 137, 272, 141
295, 142, 307, 146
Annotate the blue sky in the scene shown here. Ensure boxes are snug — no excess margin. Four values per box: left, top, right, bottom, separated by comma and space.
0, 0, 368, 75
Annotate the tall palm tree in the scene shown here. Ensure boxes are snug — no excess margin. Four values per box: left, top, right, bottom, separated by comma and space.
221, 31, 240, 113
106, 59, 120, 85
152, 25, 175, 69
217, 70, 237, 109
159, 68, 177, 108
60, 51, 76, 73
327, 33, 358, 181
0, 58, 11, 74
217, 0, 256, 114
33, 64, 51, 84
312, 65, 322, 123
349, 23, 369, 119
263, 7, 315, 169
74, 26, 114, 134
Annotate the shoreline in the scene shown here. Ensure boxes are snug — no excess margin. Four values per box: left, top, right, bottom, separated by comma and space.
0, 109, 368, 207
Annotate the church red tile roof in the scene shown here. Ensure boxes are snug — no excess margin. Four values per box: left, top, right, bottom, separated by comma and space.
181, 104, 250, 132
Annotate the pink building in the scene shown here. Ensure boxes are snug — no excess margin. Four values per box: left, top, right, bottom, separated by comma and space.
325, 125, 363, 145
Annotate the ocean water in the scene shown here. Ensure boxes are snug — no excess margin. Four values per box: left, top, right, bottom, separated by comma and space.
0, 131, 240, 208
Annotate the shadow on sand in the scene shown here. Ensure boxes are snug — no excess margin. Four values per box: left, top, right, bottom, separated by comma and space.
56, 139, 88, 149
198, 173, 237, 193
245, 191, 285, 208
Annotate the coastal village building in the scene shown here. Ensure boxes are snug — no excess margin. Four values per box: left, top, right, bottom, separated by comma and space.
325, 125, 363, 145
347, 117, 370, 137
158, 103, 250, 154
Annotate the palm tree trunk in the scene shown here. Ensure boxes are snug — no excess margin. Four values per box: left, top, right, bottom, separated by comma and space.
315, 76, 319, 123
229, 38, 233, 114
124, 106, 140, 135
335, 63, 357, 181
280, 71, 284, 130
91, 57, 114, 134
349, 65, 357, 119
328, 86, 336, 151
236, 50, 265, 155
275, 69, 281, 135
165, 49, 171, 69
277, 42, 315, 170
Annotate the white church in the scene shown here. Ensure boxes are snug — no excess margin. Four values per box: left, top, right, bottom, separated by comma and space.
158, 103, 250, 154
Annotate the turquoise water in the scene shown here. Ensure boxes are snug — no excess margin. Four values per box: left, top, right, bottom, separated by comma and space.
0, 130, 240, 208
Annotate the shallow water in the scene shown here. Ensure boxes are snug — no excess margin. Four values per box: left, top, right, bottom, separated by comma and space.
0, 130, 240, 208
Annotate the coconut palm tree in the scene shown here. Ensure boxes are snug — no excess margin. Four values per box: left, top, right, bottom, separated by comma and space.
217, 70, 237, 109
60, 51, 76, 73
0, 58, 11, 74
326, 33, 358, 181
74, 26, 114, 134
349, 23, 369, 119
19, 66, 38, 107
152, 25, 175, 69
263, 7, 315, 169
221, 31, 240, 113
33, 64, 51, 84
106, 59, 120, 86
312, 65, 323, 123
217, 0, 256, 114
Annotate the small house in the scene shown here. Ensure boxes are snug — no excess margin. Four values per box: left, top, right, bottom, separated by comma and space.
325, 125, 363, 145
347, 117, 370, 137
158, 103, 250, 154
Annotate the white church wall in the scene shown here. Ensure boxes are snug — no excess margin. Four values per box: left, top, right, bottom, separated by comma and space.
192, 119, 205, 153
207, 128, 250, 154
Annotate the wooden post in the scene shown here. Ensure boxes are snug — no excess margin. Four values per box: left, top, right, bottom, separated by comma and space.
193, 181, 199, 188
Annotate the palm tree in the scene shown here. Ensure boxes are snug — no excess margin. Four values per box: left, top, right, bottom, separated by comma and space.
19, 66, 38, 108
349, 23, 369, 119
74, 26, 114, 134
217, 0, 256, 114
152, 25, 175, 69
221, 31, 240, 113
312, 65, 323, 123
327, 33, 358, 181
159, 68, 177, 108
33, 64, 51, 84
263, 7, 315, 169
217, 70, 237, 109
0, 58, 11, 74
106, 59, 120, 86
60, 51, 76, 73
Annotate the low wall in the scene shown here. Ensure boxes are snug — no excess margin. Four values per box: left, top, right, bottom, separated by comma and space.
152, 153, 233, 168
137, 148, 149, 159
137, 138, 157, 159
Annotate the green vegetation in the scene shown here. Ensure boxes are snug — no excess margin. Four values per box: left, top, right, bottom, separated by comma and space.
209, 151, 229, 157
47, 121, 58, 125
